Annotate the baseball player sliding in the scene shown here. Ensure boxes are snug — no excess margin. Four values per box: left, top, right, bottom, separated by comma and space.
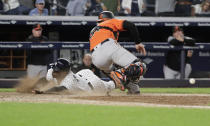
34, 58, 115, 94
89, 11, 147, 93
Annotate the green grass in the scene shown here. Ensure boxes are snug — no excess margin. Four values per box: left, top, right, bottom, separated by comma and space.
0, 88, 210, 126
0, 102, 210, 126
0, 88, 16, 92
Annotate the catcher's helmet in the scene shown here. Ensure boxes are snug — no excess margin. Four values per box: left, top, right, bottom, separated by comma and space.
97, 11, 114, 23
53, 58, 71, 72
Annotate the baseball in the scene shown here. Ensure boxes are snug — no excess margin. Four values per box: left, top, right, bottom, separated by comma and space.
189, 78, 196, 84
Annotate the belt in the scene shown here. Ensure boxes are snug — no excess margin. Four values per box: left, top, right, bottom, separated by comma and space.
91, 39, 110, 53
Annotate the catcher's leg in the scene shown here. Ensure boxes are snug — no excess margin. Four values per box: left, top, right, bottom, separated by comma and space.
109, 70, 127, 91
109, 48, 147, 91
92, 40, 147, 91
123, 59, 147, 82
91, 45, 127, 90
110, 59, 147, 92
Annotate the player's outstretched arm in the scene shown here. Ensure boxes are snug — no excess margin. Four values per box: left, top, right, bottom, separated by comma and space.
33, 86, 67, 94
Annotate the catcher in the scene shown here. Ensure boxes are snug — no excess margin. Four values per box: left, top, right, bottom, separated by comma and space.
89, 11, 147, 93
33, 58, 115, 94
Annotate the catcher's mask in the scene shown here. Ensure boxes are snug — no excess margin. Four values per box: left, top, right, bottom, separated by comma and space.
97, 11, 115, 23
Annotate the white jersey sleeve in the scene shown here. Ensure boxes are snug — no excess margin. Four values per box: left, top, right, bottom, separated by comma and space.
46, 68, 54, 81
46, 68, 58, 84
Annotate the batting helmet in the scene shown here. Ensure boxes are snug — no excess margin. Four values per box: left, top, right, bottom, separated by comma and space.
53, 58, 71, 72
97, 11, 114, 23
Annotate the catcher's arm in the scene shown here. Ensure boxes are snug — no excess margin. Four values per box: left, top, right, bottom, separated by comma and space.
123, 21, 146, 55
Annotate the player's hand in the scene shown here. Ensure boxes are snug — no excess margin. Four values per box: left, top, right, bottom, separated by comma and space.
135, 43, 146, 56
32, 90, 43, 94
49, 63, 55, 69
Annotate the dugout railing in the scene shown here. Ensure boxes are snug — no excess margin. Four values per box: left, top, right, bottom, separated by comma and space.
0, 42, 210, 88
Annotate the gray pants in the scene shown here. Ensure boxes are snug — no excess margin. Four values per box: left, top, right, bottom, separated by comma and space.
27, 64, 47, 78
163, 64, 192, 79
91, 38, 137, 73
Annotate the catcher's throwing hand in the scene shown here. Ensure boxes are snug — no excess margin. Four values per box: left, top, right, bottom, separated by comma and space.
135, 43, 146, 56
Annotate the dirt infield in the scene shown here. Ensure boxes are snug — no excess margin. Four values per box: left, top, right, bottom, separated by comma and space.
11, 77, 210, 108
1, 92, 210, 109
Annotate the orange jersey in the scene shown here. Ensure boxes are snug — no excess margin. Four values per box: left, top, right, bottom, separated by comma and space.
89, 18, 125, 50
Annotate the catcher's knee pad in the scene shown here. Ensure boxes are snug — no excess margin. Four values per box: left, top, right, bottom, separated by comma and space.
123, 59, 147, 81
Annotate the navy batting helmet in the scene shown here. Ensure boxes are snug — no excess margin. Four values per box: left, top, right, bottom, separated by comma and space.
53, 58, 71, 72
97, 11, 114, 23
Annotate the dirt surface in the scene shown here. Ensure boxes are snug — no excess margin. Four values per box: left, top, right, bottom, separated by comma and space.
1, 92, 210, 109
8, 78, 210, 109
75, 95, 210, 106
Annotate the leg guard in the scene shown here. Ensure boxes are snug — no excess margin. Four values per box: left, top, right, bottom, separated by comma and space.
109, 71, 127, 91
123, 59, 147, 82
108, 59, 146, 91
